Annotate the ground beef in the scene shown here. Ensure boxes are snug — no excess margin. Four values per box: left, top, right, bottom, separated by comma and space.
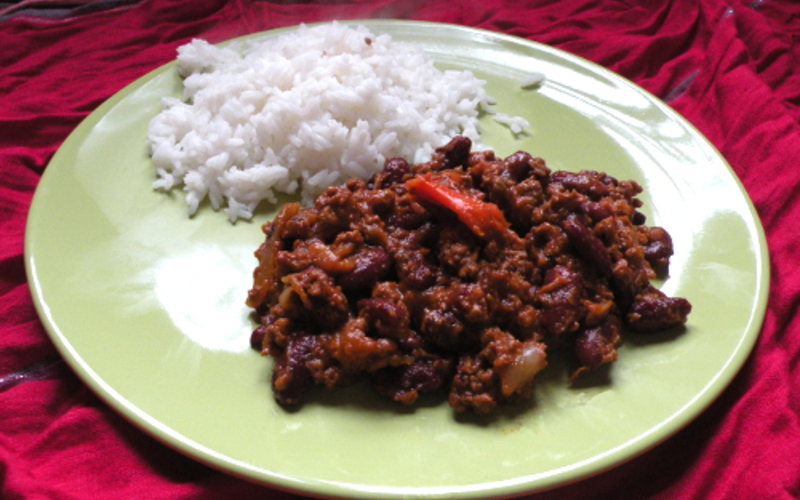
246, 137, 691, 414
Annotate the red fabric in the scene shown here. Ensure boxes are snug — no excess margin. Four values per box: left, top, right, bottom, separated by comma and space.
2, 0, 799, 498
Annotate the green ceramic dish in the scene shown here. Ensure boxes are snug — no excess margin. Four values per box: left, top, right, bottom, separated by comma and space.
25, 20, 769, 499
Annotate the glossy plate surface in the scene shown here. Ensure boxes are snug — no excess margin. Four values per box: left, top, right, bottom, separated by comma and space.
25, 20, 768, 500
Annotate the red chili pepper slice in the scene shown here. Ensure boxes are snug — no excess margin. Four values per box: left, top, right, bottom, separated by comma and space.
406, 175, 510, 239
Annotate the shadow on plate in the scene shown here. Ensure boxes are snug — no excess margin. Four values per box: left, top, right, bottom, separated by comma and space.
624, 323, 689, 348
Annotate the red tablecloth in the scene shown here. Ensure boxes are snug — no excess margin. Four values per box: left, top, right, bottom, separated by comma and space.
2, 0, 798, 498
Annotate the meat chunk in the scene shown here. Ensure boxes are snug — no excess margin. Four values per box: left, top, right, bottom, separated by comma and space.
449, 329, 547, 414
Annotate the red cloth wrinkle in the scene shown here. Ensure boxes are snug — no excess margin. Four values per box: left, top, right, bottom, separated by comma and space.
3, 1, 800, 499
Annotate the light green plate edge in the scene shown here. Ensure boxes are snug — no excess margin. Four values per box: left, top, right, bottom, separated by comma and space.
25, 20, 769, 500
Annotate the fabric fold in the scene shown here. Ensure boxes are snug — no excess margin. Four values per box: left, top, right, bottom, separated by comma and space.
2, 1, 799, 499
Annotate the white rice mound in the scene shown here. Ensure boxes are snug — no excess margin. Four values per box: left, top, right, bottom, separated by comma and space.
147, 22, 530, 222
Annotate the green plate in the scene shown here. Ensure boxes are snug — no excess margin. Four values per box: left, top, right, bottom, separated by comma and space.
25, 20, 769, 499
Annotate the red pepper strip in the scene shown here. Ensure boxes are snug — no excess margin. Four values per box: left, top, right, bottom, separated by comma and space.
406, 175, 510, 239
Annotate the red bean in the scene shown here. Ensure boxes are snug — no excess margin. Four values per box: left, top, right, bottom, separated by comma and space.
401, 362, 444, 391
389, 210, 428, 230
626, 287, 692, 332
574, 316, 621, 369
250, 325, 266, 350
338, 247, 392, 291
643, 227, 674, 270
504, 151, 534, 182
562, 215, 613, 277
435, 136, 472, 168
381, 157, 411, 186
372, 361, 448, 404
580, 200, 613, 222
552, 170, 610, 198
272, 335, 317, 405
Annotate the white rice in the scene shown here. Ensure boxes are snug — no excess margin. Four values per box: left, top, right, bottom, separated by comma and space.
147, 22, 531, 222
520, 72, 546, 89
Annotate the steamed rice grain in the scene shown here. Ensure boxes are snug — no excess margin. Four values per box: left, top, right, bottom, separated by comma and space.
147, 22, 531, 222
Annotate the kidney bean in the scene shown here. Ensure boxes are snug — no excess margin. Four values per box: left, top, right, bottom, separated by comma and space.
561, 215, 613, 277
504, 151, 534, 182
272, 335, 318, 405
643, 227, 674, 270
574, 316, 621, 370
626, 286, 692, 332
580, 200, 613, 222
395, 362, 444, 392
381, 157, 411, 187
388, 210, 428, 230
250, 325, 266, 350
338, 247, 392, 291
372, 361, 447, 405
435, 136, 472, 168
406, 363, 443, 391
552, 171, 610, 198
